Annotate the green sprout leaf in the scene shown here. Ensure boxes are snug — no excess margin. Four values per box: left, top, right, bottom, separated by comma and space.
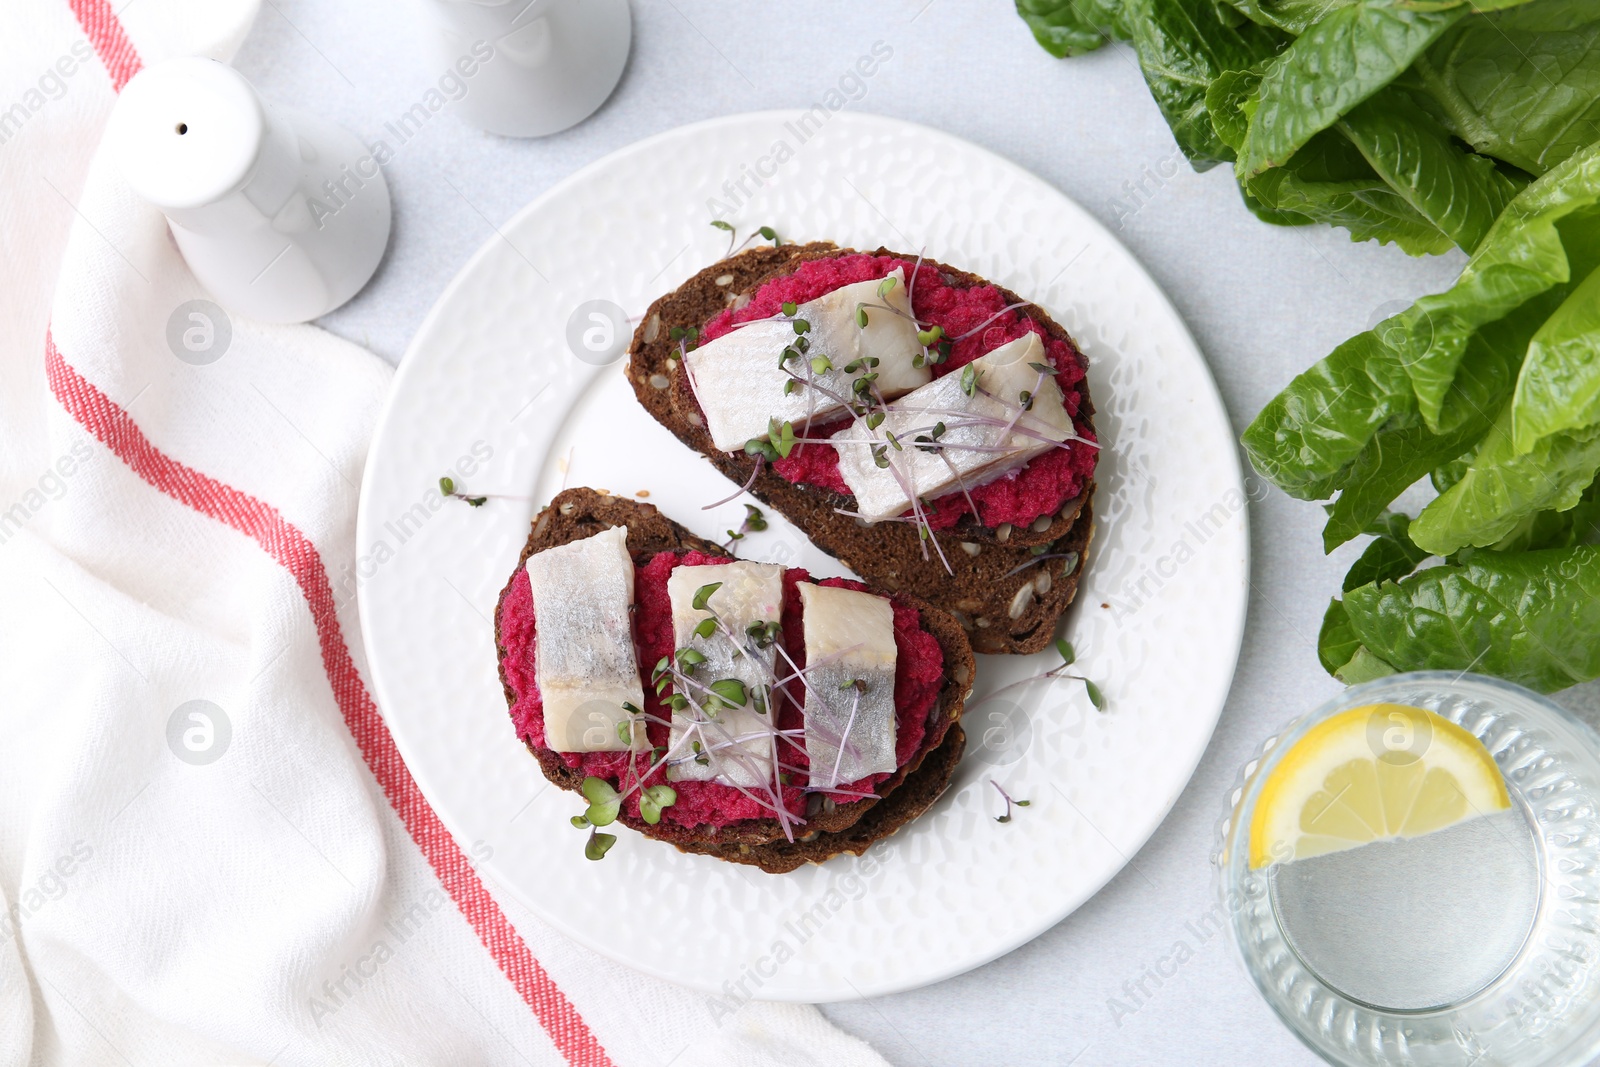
709, 678, 749, 706
961, 364, 978, 397
1055, 639, 1076, 666
743, 504, 767, 531
584, 830, 617, 861
676, 647, 708, 671
781, 301, 798, 316
639, 784, 678, 825
810, 354, 832, 375
1029, 361, 1054, 374
744, 436, 780, 462
570, 814, 590, 829
580, 776, 620, 826
439, 476, 455, 495
1084, 678, 1105, 710
856, 305, 870, 329
692, 582, 722, 611
710, 219, 734, 232
917, 325, 943, 346
793, 318, 810, 336
877, 276, 898, 298
693, 617, 718, 639
759, 225, 778, 242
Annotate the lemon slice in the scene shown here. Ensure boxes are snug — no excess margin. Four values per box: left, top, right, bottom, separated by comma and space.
1248, 703, 1510, 869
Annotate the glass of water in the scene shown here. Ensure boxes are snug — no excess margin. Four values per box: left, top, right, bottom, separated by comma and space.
1218, 672, 1600, 1066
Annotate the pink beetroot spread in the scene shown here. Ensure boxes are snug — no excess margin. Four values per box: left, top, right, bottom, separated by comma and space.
700, 253, 1098, 530
498, 550, 944, 830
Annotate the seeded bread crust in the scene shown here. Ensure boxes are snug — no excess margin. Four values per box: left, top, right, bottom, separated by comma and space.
493, 488, 974, 873
625, 243, 1097, 655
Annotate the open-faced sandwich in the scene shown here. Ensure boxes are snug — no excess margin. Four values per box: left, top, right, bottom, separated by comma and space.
494, 488, 974, 873
625, 242, 1098, 655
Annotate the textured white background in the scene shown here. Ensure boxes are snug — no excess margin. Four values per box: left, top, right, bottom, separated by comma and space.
232, 2, 1600, 1064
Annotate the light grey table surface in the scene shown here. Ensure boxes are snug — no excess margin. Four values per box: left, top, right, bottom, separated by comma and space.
233, 3, 1600, 1064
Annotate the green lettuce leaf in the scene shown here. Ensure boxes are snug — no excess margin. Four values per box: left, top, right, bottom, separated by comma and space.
1205, 65, 1263, 152
1336, 87, 1525, 253
1473, 482, 1600, 554
1241, 328, 1415, 499
1509, 264, 1600, 451
1321, 292, 1536, 548
1386, 143, 1600, 430
1409, 411, 1600, 555
1245, 128, 1456, 253
1345, 511, 1430, 589
1237, 1, 1466, 178
1319, 511, 1426, 678
1409, 5, 1600, 178
1342, 545, 1600, 692
1226, 0, 1352, 35
1015, 0, 1127, 57
1318, 598, 1364, 674
1121, 0, 1286, 168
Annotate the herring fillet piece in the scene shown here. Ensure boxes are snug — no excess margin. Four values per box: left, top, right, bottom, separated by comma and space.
685, 268, 928, 452
525, 526, 647, 753
665, 562, 785, 787
830, 333, 1076, 522
799, 583, 898, 787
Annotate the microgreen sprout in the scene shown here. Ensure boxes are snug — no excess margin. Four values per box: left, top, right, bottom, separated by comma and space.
581, 776, 620, 826
916, 325, 943, 347
667, 324, 701, 362
965, 638, 1107, 716
991, 779, 1031, 823
914, 422, 948, 452
1051, 639, 1105, 710
438, 475, 488, 507
745, 619, 781, 648
639, 784, 677, 825
691, 582, 722, 611
855, 304, 870, 329
585, 830, 617, 860
876, 275, 898, 299
781, 301, 798, 316
709, 678, 749, 706
743, 419, 797, 462
722, 504, 768, 549
677, 647, 708, 671
711, 219, 783, 258
960, 364, 978, 398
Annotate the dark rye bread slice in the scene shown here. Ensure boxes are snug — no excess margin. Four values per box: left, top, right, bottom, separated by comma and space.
626, 243, 1097, 655
493, 488, 974, 873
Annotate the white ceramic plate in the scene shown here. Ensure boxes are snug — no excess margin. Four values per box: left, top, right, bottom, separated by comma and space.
358, 111, 1248, 1002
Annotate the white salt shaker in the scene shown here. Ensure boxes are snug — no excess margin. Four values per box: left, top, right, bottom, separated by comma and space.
106, 58, 391, 324
417, 0, 631, 138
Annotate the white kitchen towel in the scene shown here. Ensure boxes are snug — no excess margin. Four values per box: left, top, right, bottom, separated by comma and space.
0, 1, 892, 1064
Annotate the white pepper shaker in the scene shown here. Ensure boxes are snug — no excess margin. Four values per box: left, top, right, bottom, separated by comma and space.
417, 0, 631, 138
106, 57, 391, 325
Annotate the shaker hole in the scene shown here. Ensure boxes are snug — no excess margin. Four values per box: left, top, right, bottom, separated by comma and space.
175, 123, 188, 135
